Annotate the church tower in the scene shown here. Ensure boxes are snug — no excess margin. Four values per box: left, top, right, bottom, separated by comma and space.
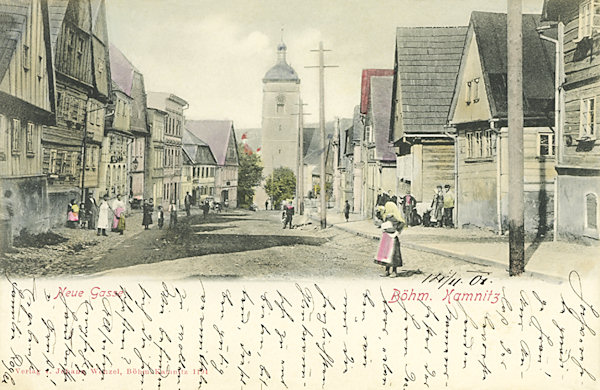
260, 40, 301, 178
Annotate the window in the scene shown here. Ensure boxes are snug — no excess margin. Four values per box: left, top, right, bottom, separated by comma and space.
585, 193, 598, 232
466, 132, 473, 157
22, 45, 30, 71
484, 130, 493, 157
473, 78, 480, 103
38, 56, 43, 80
49, 149, 57, 173
580, 97, 597, 138
365, 125, 373, 143
578, 0, 600, 39
475, 131, 483, 158
26, 123, 34, 155
538, 133, 555, 157
466, 81, 472, 105
77, 37, 84, 56
11, 119, 21, 154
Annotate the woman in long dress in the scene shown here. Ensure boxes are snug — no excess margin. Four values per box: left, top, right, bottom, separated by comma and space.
374, 201, 406, 277
96, 195, 110, 236
142, 200, 153, 230
112, 195, 126, 234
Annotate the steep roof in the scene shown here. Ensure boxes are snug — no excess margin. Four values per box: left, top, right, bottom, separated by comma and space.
369, 76, 396, 162
360, 69, 394, 114
542, 0, 580, 21
186, 120, 236, 166
109, 43, 137, 97
0, 0, 28, 82
47, 0, 69, 58
463, 12, 555, 119
146, 91, 188, 110
394, 26, 467, 134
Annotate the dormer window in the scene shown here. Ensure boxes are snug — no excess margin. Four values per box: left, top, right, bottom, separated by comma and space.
579, 0, 600, 40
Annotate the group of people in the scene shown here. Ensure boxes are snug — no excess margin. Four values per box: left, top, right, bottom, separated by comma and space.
373, 184, 455, 277
67, 194, 127, 236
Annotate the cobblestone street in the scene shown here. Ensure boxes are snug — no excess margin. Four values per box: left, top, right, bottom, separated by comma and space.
0, 208, 504, 280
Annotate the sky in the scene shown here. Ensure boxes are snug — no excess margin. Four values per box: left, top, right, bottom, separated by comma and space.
106, 0, 546, 129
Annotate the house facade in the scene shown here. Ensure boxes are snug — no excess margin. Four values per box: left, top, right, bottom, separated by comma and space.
44, 0, 111, 226
181, 129, 217, 205
544, 0, 600, 241
448, 12, 556, 233
186, 120, 239, 207
146, 107, 166, 206
362, 75, 396, 219
147, 92, 187, 208
391, 27, 466, 212
0, 0, 55, 237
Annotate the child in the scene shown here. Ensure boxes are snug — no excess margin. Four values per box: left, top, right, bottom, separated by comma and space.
157, 205, 164, 230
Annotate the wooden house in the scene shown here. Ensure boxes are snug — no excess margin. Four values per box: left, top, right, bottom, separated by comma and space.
448, 12, 556, 233
0, 0, 55, 236
390, 26, 466, 213
543, 0, 600, 240
182, 129, 217, 205
44, 0, 111, 226
363, 75, 396, 218
146, 107, 167, 206
186, 120, 239, 207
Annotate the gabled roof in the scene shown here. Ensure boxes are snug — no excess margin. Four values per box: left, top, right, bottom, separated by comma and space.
542, 0, 580, 22
369, 76, 396, 162
450, 12, 554, 121
109, 43, 138, 97
360, 69, 394, 115
352, 105, 363, 141
47, 0, 70, 58
394, 26, 467, 134
0, 1, 28, 83
186, 120, 237, 166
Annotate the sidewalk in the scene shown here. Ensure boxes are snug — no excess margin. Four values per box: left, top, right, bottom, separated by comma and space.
302, 208, 600, 282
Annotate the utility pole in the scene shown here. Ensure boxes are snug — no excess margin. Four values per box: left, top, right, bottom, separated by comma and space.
508, 0, 524, 276
306, 41, 338, 229
294, 99, 310, 215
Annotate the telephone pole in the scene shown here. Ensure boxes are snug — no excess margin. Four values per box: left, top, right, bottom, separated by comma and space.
306, 41, 338, 229
508, 0, 525, 276
294, 99, 310, 215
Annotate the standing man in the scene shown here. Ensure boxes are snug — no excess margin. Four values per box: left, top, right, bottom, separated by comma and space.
443, 184, 455, 228
184, 192, 192, 217
97, 195, 110, 236
431, 185, 444, 228
343, 200, 351, 222
85, 193, 98, 230
283, 201, 294, 229
402, 193, 415, 226
265, 199, 269, 210
202, 201, 210, 219
169, 200, 178, 228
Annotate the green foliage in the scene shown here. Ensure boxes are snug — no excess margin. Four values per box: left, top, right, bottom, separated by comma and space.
264, 167, 296, 207
237, 147, 263, 207
313, 181, 333, 200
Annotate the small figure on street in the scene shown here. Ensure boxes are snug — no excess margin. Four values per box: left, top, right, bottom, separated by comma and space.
283, 201, 294, 229
97, 195, 110, 236
430, 185, 444, 228
142, 199, 153, 230
184, 192, 192, 217
374, 201, 406, 278
169, 200, 178, 228
224, 199, 229, 209
112, 194, 126, 234
67, 199, 79, 228
265, 199, 269, 210
402, 192, 416, 226
157, 205, 165, 229
343, 200, 350, 222
443, 184, 455, 228
202, 201, 210, 219
215, 202, 221, 213
85, 193, 98, 230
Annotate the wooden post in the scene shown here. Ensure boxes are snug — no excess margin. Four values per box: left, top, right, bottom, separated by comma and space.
508, 0, 525, 276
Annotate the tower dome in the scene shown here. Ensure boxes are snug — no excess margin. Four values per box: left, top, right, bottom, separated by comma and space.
263, 41, 300, 83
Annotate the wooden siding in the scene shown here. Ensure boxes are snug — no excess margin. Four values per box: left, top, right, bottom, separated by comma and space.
421, 142, 455, 202
0, 0, 51, 112
54, 21, 93, 85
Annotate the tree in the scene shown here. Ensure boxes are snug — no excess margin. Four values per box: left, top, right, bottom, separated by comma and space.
237, 146, 263, 207
264, 167, 296, 208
